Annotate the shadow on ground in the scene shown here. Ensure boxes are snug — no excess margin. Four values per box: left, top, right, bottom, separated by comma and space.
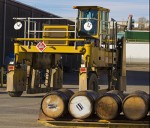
21, 95, 44, 98
126, 70, 149, 85
63, 70, 149, 86
0, 91, 7, 94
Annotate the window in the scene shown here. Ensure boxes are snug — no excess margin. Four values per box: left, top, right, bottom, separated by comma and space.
79, 9, 98, 36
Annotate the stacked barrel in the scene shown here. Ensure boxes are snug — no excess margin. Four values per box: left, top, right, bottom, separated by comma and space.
95, 90, 125, 120
41, 89, 74, 118
41, 89, 149, 120
68, 90, 99, 119
122, 90, 149, 120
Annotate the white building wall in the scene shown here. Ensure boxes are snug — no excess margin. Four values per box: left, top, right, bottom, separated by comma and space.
134, 23, 139, 28
126, 42, 149, 64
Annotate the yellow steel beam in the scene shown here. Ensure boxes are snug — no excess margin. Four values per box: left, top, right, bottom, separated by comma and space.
18, 45, 85, 54
83, 44, 92, 67
14, 43, 19, 54
15, 38, 85, 41
102, 39, 115, 43
14, 43, 19, 62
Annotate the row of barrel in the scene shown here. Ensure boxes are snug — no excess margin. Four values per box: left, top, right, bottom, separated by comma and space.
41, 89, 149, 121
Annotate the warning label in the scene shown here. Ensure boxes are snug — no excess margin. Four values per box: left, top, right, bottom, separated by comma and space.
36, 41, 46, 52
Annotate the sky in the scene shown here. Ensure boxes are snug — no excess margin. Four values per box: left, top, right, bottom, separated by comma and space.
16, 0, 149, 21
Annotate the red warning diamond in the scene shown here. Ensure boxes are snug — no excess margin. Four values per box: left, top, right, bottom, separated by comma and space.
36, 41, 46, 52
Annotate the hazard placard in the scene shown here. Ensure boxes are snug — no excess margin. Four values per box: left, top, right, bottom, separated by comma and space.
36, 41, 46, 52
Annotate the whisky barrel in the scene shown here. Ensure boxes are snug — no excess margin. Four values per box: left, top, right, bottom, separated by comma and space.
41, 89, 74, 118
68, 90, 99, 119
122, 90, 149, 120
95, 90, 124, 120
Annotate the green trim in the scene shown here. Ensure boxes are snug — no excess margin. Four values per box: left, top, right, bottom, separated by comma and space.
125, 31, 150, 42
126, 39, 150, 43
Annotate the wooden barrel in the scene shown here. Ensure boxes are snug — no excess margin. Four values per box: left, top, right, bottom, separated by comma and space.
41, 89, 74, 118
68, 90, 99, 119
122, 90, 149, 120
95, 90, 124, 120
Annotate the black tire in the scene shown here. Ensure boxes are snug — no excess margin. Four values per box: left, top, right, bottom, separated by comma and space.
8, 91, 23, 97
88, 73, 99, 91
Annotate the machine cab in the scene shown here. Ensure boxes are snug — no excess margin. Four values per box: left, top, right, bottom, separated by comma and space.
74, 6, 110, 42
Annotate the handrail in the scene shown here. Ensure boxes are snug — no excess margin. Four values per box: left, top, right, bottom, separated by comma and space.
13, 17, 78, 47
13, 17, 76, 20
15, 38, 85, 41
30, 30, 75, 33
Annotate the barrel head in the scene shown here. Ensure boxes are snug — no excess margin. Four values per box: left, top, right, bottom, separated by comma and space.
95, 96, 119, 120
69, 96, 92, 119
41, 94, 64, 118
123, 95, 148, 120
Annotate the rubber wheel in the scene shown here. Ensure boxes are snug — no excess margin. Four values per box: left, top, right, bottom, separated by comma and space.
8, 91, 23, 97
88, 73, 98, 91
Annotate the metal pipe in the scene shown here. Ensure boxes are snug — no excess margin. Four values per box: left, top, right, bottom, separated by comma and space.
78, 18, 98, 20
13, 18, 35, 23
13, 17, 76, 20
127, 15, 133, 30
99, 20, 103, 47
30, 30, 75, 33
15, 38, 85, 41
31, 17, 76, 20
13, 17, 98, 21
27, 18, 30, 38
115, 22, 118, 48
27, 17, 30, 47
34, 22, 37, 38
75, 20, 77, 38
111, 19, 116, 85
108, 21, 110, 41
24, 20, 27, 45
74, 19, 77, 49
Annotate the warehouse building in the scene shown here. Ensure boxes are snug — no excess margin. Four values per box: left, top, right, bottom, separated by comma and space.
0, 0, 76, 85
0, 0, 71, 68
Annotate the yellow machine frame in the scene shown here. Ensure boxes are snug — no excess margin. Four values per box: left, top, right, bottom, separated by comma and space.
7, 6, 126, 97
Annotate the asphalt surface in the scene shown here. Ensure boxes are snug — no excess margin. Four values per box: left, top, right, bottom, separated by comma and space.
0, 65, 149, 128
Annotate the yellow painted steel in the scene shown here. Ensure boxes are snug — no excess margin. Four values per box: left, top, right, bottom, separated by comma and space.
15, 38, 85, 42
73, 6, 110, 12
14, 43, 19, 54
38, 118, 150, 128
43, 25, 69, 30
79, 44, 92, 91
14, 43, 20, 62
74, 6, 110, 39
7, 68, 27, 92
43, 25, 69, 45
79, 72, 88, 91
7, 6, 128, 100
83, 44, 92, 67
102, 39, 115, 43
17, 45, 85, 53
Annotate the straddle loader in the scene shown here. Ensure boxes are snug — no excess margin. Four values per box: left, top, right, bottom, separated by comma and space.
7, 6, 126, 97
6, 6, 149, 128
